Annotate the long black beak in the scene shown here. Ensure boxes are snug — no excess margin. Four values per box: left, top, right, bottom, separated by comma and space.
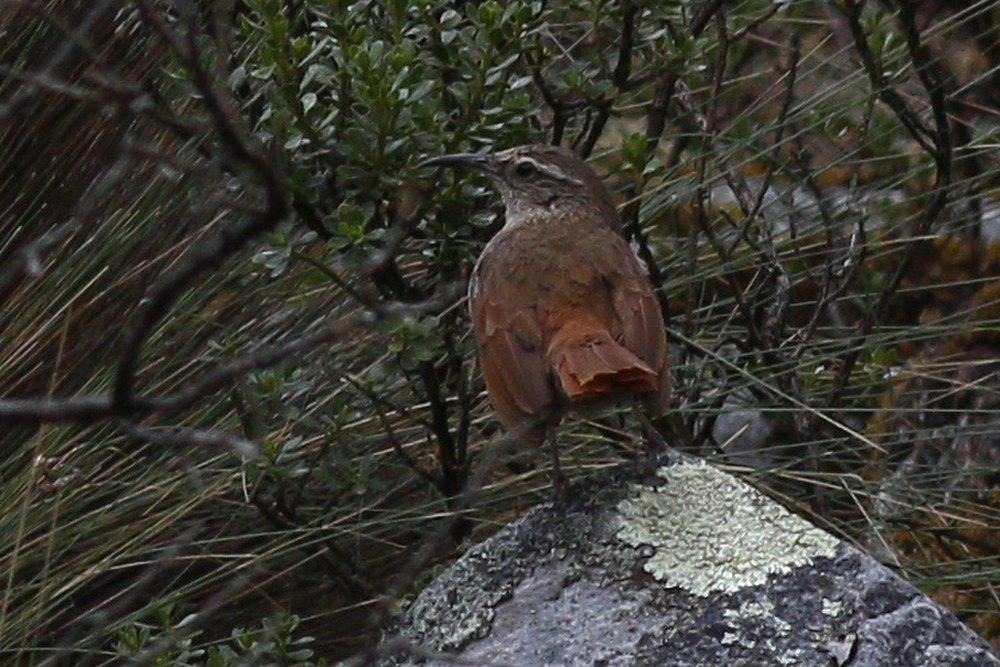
417, 152, 495, 174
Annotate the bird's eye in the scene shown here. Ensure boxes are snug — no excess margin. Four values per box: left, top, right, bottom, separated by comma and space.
514, 160, 537, 177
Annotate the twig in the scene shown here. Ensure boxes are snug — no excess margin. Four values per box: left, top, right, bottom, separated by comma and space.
355, 412, 553, 663
619, 0, 734, 326
113, 3, 289, 412
835, 0, 935, 152
0, 0, 118, 120
827, 0, 952, 405
335, 370, 443, 489
0, 296, 455, 425
119, 421, 258, 458
577, 0, 638, 157
0, 223, 80, 304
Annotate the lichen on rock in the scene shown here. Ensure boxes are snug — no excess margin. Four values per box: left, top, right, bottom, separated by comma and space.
615, 460, 839, 596
388, 454, 998, 666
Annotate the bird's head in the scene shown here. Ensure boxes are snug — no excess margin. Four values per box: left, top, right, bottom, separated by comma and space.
419, 144, 617, 223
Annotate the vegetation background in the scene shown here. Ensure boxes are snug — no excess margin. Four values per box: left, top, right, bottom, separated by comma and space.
0, 0, 997, 663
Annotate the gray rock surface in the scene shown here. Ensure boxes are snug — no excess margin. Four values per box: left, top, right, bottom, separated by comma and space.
386, 451, 997, 666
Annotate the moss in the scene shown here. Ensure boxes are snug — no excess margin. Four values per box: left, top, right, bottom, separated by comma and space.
615, 461, 839, 596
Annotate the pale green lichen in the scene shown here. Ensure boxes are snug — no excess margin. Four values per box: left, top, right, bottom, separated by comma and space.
724, 599, 791, 635
720, 599, 808, 665
822, 598, 844, 617
615, 461, 839, 596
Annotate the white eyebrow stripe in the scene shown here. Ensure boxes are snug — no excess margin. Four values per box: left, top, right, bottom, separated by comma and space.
518, 157, 583, 186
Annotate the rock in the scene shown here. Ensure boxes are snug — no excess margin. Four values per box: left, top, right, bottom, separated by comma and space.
711, 387, 777, 466
983, 199, 1000, 243
384, 451, 997, 666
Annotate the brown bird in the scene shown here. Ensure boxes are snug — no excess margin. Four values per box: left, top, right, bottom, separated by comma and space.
420, 144, 668, 485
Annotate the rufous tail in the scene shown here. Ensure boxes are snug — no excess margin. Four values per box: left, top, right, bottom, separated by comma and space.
548, 318, 658, 402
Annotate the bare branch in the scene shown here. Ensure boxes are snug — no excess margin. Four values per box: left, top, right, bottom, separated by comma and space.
113, 2, 290, 412
0, 222, 79, 303
835, 0, 935, 152
828, 0, 952, 404
0, 295, 455, 425
119, 421, 258, 458
0, 0, 118, 120
577, 0, 638, 157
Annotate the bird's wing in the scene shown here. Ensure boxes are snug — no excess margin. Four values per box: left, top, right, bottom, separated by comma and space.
600, 233, 669, 397
470, 256, 555, 432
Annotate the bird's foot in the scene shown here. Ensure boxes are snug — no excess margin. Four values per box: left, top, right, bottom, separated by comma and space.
549, 467, 570, 511
547, 432, 570, 511
634, 406, 668, 451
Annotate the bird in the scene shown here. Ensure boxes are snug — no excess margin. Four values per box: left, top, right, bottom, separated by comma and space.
419, 144, 669, 490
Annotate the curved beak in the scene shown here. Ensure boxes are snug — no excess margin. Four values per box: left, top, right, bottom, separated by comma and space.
417, 152, 496, 175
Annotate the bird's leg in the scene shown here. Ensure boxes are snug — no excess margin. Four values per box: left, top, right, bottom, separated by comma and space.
547, 428, 568, 506
633, 404, 668, 452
